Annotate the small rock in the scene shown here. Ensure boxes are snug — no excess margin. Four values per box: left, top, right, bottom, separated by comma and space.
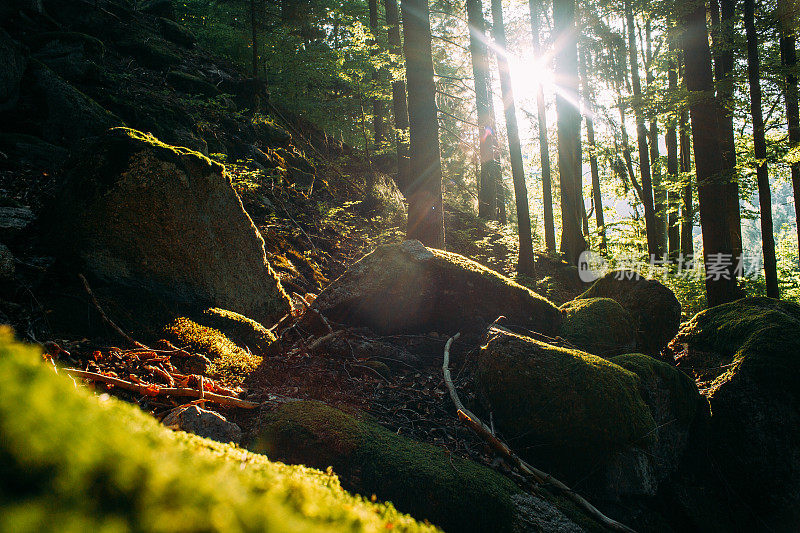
162, 405, 242, 444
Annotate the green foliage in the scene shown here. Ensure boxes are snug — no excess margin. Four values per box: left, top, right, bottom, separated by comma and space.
0, 328, 435, 533
251, 400, 522, 533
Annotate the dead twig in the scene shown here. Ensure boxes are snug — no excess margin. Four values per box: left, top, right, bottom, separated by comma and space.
442, 334, 637, 533
78, 274, 150, 351
61, 368, 259, 409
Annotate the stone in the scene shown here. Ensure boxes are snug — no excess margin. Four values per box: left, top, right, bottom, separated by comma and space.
0, 244, 15, 281
0, 28, 27, 112
0, 133, 69, 170
311, 240, 561, 339
47, 128, 291, 327
162, 405, 242, 444
578, 269, 681, 355
0, 205, 35, 240
166, 70, 219, 97
158, 18, 196, 48
559, 297, 637, 357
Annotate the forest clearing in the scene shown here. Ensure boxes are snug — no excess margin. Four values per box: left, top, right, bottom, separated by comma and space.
1, 0, 799, 531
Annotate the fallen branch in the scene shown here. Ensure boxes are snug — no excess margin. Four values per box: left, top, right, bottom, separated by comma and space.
78, 274, 150, 351
442, 335, 637, 533
61, 368, 259, 409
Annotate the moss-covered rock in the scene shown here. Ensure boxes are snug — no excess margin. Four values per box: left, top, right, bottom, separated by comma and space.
253, 115, 292, 145
559, 297, 637, 356
578, 269, 681, 355
199, 307, 276, 353
46, 128, 291, 326
30, 31, 105, 83
166, 70, 218, 96
311, 240, 560, 341
251, 400, 593, 533
117, 38, 180, 69
0, 328, 433, 533
0, 28, 27, 111
142, 0, 175, 20
158, 17, 196, 48
163, 316, 261, 384
20, 60, 123, 147
670, 297, 800, 526
0, 132, 68, 169
476, 327, 656, 483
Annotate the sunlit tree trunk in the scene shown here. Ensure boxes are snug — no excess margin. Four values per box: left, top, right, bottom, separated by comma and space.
679, 94, 694, 257
529, 0, 556, 252
466, 0, 500, 220
778, 0, 800, 267
554, 0, 587, 265
491, 0, 534, 274
745, 0, 779, 298
625, 0, 658, 258
580, 45, 606, 251
682, 0, 738, 306
383, 0, 410, 195
402, 0, 444, 248
368, 0, 386, 148
667, 53, 680, 261
709, 0, 743, 268
487, 76, 507, 224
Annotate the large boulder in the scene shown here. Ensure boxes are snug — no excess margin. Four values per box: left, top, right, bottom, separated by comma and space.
559, 297, 637, 356
670, 297, 800, 529
578, 270, 681, 355
311, 240, 561, 338
250, 400, 594, 533
0, 29, 27, 112
476, 327, 657, 486
48, 128, 290, 326
162, 405, 242, 444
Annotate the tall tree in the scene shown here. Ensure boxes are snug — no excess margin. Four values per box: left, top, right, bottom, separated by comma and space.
487, 74, 507, 224
744, 0, 779, 298
778, 0, 800, 266
709, 0, 744, 267
466, 0, 500, 220
491, 0, 535, 274
529, 0, 556, 252
625, 0, 659, 257
580, 45, 606, 250
646, 17, 666, 254
402, 0, 444, 247
250, 0, 259, 79
682, 0, 739, 306
679, 90, 694, 257
666, 51, 681, 260
554, 0, 587, 265
368, 0, 386, 147
383, 0, 411, 194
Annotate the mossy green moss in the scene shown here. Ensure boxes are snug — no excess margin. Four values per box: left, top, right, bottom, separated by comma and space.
675, 297, 800, 392
199, 307, 276, 354
559, 297, 637, 356
251, 401, 523, 533
0, 328, 434, 533
477, 328, 656, 480
163, 317, 261, 385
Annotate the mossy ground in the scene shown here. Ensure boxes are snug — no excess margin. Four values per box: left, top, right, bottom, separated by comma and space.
251, 400, 524, 533
559, 297, 637, 356
163, 316, 261, 385
0, 329, 434, 533
477, 328, 656, 480
199, 307, 276, 354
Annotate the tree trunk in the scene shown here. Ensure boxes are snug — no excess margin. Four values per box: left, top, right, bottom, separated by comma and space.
666, 54, 680, 260
710, 0, 744, 268
383, 0, 411, 195
467, 0, 500, 220
625, 0, 659, 258
580, 45, 606, 250
679, 101, 694, 257
646, 18, 666, 255
682, 0, 739, 306
745, 0, 780, 298
368, 0, 386, 148
554, 0, 587, 265
529, 0, 556, 252
491, 0, 534, 274
778, 0, 800, 267
487, 73, 507, 224
401, 0, 444, 248
250, 0, 259, 79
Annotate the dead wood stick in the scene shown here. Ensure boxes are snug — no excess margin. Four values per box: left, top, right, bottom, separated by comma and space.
78, 274, 150, 351
294, 292, 333, 334
442, 335, 637, 533
61, 368, 259, 409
